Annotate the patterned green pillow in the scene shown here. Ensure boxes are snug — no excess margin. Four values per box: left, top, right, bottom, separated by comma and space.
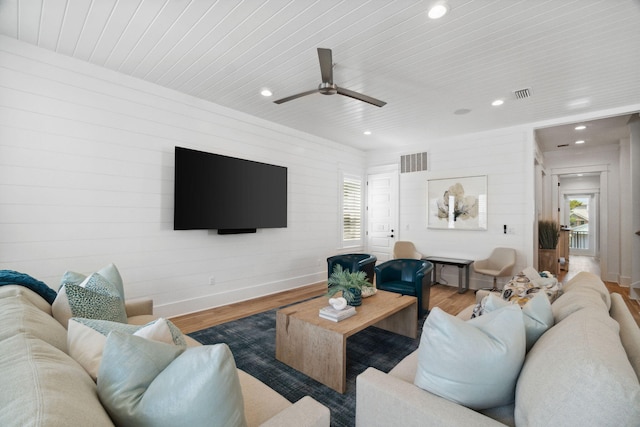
53, 272, 127, 328
59, 263, 125, 300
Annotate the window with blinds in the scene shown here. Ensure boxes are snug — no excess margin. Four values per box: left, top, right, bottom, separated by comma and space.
342, 175, 363, 244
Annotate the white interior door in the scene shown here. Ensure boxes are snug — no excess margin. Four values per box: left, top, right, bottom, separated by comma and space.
366, 170, 398, 262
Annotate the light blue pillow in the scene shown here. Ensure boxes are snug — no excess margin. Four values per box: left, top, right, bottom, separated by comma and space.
414, 306, 526, 410
97, 332, 247, 427
483, 292, 553, 351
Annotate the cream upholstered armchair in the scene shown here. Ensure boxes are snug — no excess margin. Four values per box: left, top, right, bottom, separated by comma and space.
392, 241, 422, 259
473, 247, 516, 292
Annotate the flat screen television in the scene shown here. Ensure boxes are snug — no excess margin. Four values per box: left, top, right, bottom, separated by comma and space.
174, 146, 287, 234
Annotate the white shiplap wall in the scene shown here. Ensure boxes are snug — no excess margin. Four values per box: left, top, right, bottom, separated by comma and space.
367, 127, 536, 290
0, 36, 365, 317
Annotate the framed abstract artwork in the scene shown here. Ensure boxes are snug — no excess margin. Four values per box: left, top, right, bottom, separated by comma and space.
427, 175, 487, 230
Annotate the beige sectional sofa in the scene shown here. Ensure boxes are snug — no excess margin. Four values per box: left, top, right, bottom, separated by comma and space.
0, 284, 330, 427
356, 272, 640, 427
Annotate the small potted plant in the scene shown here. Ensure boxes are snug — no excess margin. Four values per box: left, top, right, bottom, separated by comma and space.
327, 265, 373, 306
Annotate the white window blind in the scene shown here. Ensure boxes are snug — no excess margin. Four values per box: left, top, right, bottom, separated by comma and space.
342, 175, 362, 243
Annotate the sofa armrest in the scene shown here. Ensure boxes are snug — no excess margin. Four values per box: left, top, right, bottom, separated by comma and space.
356, 368, 505, 427
125, 297, 153, 317
259, 396, 330, 427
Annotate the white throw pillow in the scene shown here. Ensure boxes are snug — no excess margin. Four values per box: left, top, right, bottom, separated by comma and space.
414, 306, 526, 410
97, 332, 247, 427
68, 317, 186, 380
483, 292, 553, 351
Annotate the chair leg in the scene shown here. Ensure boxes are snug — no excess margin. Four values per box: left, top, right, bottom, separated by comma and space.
475, 276, 501, 294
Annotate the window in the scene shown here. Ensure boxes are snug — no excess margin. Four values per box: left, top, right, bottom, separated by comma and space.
342, 174, 363, 245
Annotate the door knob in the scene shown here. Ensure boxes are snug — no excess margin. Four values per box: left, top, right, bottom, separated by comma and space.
388, 234, 394, 238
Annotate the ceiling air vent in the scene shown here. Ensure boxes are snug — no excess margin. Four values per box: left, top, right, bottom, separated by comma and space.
557, 143, 570, 148
401, 152, 428, 173
513, 88, 532, 99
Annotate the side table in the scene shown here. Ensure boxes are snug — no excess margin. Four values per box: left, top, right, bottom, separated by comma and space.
422, 256, 473, 294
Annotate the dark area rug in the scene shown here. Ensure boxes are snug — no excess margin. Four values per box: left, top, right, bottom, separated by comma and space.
189, 300, 424, 427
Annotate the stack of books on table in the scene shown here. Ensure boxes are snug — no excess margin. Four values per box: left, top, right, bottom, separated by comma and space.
319, 305, 356, 322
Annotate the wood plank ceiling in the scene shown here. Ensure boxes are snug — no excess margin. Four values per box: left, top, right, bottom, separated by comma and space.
1, 0, 639, 151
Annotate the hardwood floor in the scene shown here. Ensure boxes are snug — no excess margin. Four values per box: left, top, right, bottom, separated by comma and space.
171, 282, 476, 334
171, 270, 640, 334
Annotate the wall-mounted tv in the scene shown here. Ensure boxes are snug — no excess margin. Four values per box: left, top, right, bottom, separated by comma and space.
174, 146, 287, 234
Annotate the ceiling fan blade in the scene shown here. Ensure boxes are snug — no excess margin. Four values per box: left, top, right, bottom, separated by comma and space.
317, 48, 333, 84
273, 88, 320, 104
336, 87, 387, 107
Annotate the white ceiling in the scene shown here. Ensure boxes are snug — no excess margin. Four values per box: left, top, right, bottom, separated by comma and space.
1, 0, 639, 152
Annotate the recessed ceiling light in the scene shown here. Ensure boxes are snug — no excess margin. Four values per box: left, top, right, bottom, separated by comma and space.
260, 89, 272, 97
574, 125, 586, 130
363, 131, 372, 135
491, 99, 504, 106
575, 140, 585, 144
428, 2, 449, 19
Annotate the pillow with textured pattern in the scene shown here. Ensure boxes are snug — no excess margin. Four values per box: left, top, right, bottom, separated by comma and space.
53, 272, 127, 328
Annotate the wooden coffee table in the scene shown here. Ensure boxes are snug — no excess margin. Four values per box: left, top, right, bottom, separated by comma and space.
275, 290, 417, 393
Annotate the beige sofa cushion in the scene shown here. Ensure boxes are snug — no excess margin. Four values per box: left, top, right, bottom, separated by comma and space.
0, 285, 53, 314
551, 272, 611, 323
515, 308, 640, 427
0, 293, 68, 352
237, 369, 292, 427
0, 334, 114, 427
610, 293, 640, 379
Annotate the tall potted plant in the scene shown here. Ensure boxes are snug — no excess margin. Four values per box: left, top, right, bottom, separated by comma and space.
538, 220, 560, 274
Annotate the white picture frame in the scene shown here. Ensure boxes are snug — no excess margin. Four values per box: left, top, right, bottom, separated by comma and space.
427, 175, 487, 230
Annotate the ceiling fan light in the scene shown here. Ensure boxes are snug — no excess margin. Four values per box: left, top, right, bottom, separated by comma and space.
428, 3, 449, 19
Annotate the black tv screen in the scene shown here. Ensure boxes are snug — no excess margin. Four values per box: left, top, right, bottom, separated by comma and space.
174, 146, 287, 233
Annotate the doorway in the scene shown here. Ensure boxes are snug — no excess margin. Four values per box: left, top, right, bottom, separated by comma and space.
563, 193, 598, 257
366, 168, 399, 263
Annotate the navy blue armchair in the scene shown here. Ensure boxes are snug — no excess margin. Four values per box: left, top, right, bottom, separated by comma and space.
375, 259, 434, 318
327, 253, 377, 284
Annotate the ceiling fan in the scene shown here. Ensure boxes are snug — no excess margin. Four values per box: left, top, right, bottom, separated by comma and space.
273, 48, 386, 107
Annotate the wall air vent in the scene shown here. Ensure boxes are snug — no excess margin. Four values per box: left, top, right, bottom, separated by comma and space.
513, 88, 532, 99
400, 152, 428, 173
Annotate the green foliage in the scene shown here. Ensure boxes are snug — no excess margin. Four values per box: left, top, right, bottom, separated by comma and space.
538, 220, 560, 249
326, 264, 372, 297
569, 199, 584, 209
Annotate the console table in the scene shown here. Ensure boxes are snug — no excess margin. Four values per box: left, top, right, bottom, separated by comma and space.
422, 256, 473, 294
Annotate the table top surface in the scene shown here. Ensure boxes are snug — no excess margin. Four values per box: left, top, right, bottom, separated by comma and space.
276, 290, 416, 337
422, 256, 474, 265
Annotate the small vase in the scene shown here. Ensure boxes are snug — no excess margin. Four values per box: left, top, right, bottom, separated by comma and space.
344, 288, 362, 306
